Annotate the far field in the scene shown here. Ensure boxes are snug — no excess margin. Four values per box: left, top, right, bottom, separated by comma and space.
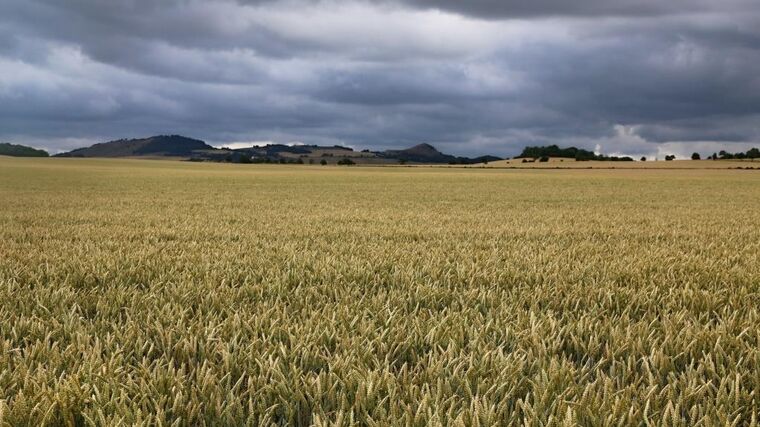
1, 157, 759, 425
470, 157, 760, 169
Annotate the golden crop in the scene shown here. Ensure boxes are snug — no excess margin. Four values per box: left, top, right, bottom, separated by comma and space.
1, 157, 759, 426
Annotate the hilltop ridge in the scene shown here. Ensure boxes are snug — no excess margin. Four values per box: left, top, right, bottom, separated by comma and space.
56, 135, 214, 158
56, 136, 502, 164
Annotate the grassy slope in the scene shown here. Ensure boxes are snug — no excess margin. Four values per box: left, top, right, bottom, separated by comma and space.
0, 143, 48, 157
1, 157, 759, 425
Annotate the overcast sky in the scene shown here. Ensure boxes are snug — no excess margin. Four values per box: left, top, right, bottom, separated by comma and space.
1, 0, 759, 157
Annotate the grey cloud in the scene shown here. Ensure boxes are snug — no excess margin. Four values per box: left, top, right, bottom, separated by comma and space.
1, 0, 759, 157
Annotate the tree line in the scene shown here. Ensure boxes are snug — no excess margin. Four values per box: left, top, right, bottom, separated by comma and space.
704, 148, 760, 160
517, 145, 633, 161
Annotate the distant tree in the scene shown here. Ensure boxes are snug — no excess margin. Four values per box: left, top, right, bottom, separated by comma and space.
296, 158, 304, 164
574, 151, 596, 161
398, 159, 407, 165
710, 148, 759, 160
320, 159, 327, 165
711, 153, 718, 160
519, 144, 594, 160
239, 155, 252, 164
279, 158, 287, 164
640, 156, 647, 162
337, 158, 355, 165
539, 156, 549, 162
691, 152, 701, 160
308, 159, 315, 164
516, 144, 637, 162
665, 155, 675, 161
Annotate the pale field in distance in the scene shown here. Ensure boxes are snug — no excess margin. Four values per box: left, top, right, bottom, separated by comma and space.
1, 157, 759, 425
470, 157, 760, 169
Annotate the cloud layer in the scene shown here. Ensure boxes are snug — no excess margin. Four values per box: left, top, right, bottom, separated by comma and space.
1, 0, 759, 156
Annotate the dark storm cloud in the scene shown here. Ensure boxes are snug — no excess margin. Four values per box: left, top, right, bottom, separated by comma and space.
1, 0, 759, 156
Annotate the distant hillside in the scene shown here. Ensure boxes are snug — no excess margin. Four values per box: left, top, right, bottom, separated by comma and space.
469, 155, 502, 164
56, 136, 501, 164
57, 135, 214, 158
0, 143, 49, 157
224, 142, 500, 164
382, 143, 455, 163
381, 143, 500, 164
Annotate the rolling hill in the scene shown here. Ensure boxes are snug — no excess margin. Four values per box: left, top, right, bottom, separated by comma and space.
56, 135, 502, 164
56, 135, 214, 158
382, 143, 455, 163
381, 143, 501, 164
0, 142, 49, 157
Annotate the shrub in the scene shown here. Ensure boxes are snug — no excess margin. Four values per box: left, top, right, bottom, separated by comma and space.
691, 152, 701, 160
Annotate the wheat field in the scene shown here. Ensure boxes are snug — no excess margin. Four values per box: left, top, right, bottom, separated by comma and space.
1, 157, 759, 426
